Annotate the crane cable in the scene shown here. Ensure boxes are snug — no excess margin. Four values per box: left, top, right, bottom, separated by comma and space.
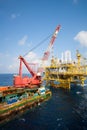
23, 33, 52, 57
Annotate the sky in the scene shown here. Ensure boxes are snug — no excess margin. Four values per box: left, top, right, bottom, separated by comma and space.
0, 0, 87, 73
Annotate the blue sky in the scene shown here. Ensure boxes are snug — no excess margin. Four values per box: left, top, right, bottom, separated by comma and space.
0, 0, 87, 73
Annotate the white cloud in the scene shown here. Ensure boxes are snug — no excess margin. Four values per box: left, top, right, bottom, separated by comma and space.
0, 51, 40, 73
11, 14, 16, 19
24, 52, 40, 73
25, 51, 51, 68
11, 13, 20, 19
73, 0, 78, 4
18, 35, 28, 45
74, 31, 87, 47
0, 53, 18, 73
0, 64, 2, 67
8, 57, 19, 73
25, 51, 40, 63
0, 52, 10, 58
7, 52, 40, 73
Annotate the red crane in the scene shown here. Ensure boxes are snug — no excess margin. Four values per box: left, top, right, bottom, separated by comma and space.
38, 25, 61, 73
42, 25, 61, 61
13, 25, 61, 88
13, 56, 41, 88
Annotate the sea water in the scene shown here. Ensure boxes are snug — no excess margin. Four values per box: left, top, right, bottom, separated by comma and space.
0, 74, 87, 130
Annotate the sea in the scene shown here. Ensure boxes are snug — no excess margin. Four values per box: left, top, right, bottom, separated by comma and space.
0, 74, 87, 130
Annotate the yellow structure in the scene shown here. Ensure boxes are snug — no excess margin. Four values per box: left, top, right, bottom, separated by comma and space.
43, 51, 87, 89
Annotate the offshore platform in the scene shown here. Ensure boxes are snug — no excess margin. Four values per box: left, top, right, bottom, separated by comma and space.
43, 50, 87, 89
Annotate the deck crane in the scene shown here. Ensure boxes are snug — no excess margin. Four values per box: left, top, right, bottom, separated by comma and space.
13, 25, 61, 88
13, 56, 41, 88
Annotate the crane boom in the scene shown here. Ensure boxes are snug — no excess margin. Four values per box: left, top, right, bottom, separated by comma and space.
19, 56, 36, 77
42, 25, 61, 61
14, 25, 61, 88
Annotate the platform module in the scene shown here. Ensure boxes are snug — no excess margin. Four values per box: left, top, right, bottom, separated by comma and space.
44, 51, 87, 89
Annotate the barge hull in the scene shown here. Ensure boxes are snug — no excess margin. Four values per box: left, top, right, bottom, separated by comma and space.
0, 91, 51, 125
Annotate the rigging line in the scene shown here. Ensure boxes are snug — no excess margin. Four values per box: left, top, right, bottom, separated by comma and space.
23, 33, 52, 57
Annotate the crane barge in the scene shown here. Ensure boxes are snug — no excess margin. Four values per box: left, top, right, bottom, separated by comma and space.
0, 24, 61, 124
13, 25, 61, 89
